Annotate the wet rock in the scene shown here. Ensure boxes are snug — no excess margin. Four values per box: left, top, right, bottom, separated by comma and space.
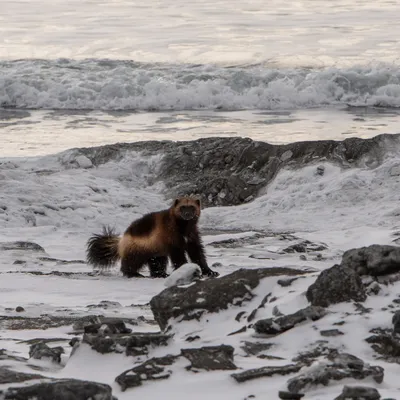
115, 354, 178, 391
334, 385, 381, 400
341, 244, 400, 276
306, 265, 367, 307
0, 241, 45, 252
150, 267, 307, 331
2, 379, 116, 400
181, 345, 237, 371
392, 311, 400, 334
82, 331, 172, 356
278, 391, 305, 400
29, 342, 64, 363
231, 364, 302, 383
320, 329, 344, 337
0, 366, 45, 384
365, 331, 400, 361
240, 341, 274, 356
287, 351, 384, 393
254, 306, 327, 335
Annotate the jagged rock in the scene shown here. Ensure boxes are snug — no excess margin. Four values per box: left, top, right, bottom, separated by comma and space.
365, 331, 400, 361
150, 267, 308, 331
231, 364, 303, 383
287, 351, 384, 393
0, 366, 45, 384
254, 306, 327, 335
341, 244, 400, 276
29, 342, 64, 363
0, 241, 45, 252
2, 379, 116, 400
306, 265, 367, 307
83, 320, 132, 334
392, 311, 400, 334
115, 355, 178, 391
334, 385, 381, 400
278, 391, 305, 400
76, 134, 398, 207
181, 345, 237, 371
82, 331, 172, 356
240, 341, 274, 356
320, 329, 344, 337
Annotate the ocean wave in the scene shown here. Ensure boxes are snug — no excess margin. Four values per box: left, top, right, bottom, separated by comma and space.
1, 59, 400, 111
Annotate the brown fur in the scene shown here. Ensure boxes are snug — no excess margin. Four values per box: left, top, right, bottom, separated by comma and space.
86, 197, 219, 278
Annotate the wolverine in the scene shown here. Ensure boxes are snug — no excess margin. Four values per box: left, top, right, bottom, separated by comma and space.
86, 196, 219, 278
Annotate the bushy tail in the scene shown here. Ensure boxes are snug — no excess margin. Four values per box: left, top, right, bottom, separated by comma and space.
86, 226, 121, 269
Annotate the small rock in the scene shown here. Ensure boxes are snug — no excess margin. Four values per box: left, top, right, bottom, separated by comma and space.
316, 165, 325, 176
392, 310, 400, 333
389, 165, 400, 177
232, 364, 302, 383
15, 306, 25, 312
254, 306, 327, 335
281, 150, 293, 162
84, 320, 132, 335
75, 155, 93, 168
320, 329, 344, 337
181, 345, 237, 371
278, 277, 299, 287
240, 341, 274, 356
306, 265, 366, 307
366, 281, 382, 295
334, 385, 381, 400
279, 391, 305, 400
29, 342, 64, 363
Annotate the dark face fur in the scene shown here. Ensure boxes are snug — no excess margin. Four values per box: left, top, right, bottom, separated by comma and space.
173, 197, 201, 221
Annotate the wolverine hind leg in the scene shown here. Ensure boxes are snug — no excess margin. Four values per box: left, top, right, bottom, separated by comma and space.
120, 250, 151, 278
148, 256, 169, 278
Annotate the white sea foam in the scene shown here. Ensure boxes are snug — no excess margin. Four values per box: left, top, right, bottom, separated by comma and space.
2, 60, 400, 111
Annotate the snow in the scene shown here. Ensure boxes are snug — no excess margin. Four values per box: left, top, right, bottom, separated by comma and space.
164, 263, 202, 288
1, 143, 400, 399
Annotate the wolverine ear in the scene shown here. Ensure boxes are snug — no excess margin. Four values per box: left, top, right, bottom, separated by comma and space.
174, 198, 180, 207
195, 199, 201, 207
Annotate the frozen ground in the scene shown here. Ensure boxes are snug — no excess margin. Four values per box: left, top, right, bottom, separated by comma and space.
0, 139, 400, 398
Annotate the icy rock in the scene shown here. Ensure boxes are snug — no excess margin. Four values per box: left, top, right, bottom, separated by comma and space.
231, 364, 303, 383
75, 155, 93, 169
306, 265, 366, 307
181, 345, 237, 371
287, 351, 384, 394
115, 354, 179, 391
0, 366, 45, 384
2, 379, 116, 400
340, 244, 400, 276
29, 342, 64, 364
164, 263, 202, 287
254, 306, 327, 335
150, 267, 307, 331
334, 385, 381, 400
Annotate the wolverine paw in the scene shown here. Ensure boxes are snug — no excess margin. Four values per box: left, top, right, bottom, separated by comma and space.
204, 270, 220, 278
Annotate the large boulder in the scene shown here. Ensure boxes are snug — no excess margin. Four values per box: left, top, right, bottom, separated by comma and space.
306, 265, 367, 307
341, 244, 400, 276
150, 267, 308, 331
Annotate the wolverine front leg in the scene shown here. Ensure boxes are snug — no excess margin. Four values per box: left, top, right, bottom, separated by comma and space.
169, 246, 188, 270
148, 256, 169, 278
187, 230, 219, 277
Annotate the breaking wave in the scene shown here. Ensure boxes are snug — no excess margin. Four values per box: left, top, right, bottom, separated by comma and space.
1, 59, 400, 111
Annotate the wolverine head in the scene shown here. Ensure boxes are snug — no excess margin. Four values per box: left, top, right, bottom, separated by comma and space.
172, 196, 201, 221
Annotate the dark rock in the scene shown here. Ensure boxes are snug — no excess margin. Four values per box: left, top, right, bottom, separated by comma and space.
254, 306, 327, 335
320, 329, 344, 337
115, 354, 178, 391
334, 385, 381, 400
282, 241, 327, 254
76, 134, 399, 207
0, 241, 45, 252
341, 244, 400, 276
278, 391, 305, 400
365, 332, 400, 361
15, 306, 24, 312
84, 320, 132, 334
2, 379, 115, 400
181, 345, 237, 371
0, 366, 45, 384
228, 326, 247, 336
86, 301, 122, 309
29, 342, 64, 363
0, 349, 27, 363
82, 331, 172, 356
366, 282, 382, 295
185, 335, 200, 342
150, 267, 307, 331
232, 364, 302, 383
306, 265, 367, 307
240, 341, 274, 356
287, 351, 384, 393
392, 310, 400, 333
